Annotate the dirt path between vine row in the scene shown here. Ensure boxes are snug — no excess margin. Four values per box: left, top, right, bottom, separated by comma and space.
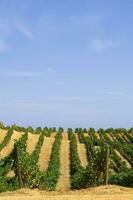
6, 170, 15, 178
38, 137, 55, 171
74, 133, 88, 167
0, 131, 23, 159
115, 149, 131, 168
83, 133, 88, 137
110, 133, 115, 140
96, 132, 101, 140
0, 185, 133, 200
0, 129, 7, 144
26, 133, 40, 155
75, 133, 80, 143
77, 143, 88, 167
56, 133, 70, 191
51, 132, 56, 138
107, 133, 114, 142
121, 133, 130, 143
62, 132, 68, 141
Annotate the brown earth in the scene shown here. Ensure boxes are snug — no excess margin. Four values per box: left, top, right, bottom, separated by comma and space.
0, 129, 7, 144
107, 133, 114, 142
110, 133, 116, 140
6, 170, 15, 178
77, 143, 88, 167
83, 133, 88, 137
121, 134, 130, 143
115, 150, 131, 168
56, 132, 70, 191
74, 133, 88, 167
26, 132, 40, 155
0, 130, 23, 159
96, 132, 101, 140
38, 136, 55, 171
0, 185, 133, 200
51, 132, 57, 138
75, 133, 80, 143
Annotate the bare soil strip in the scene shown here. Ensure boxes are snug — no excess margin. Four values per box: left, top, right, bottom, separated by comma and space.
51, 132, 57, 138
0, 129, 7, 144
96, 132, 100, 140
74, 133, 88, 167
6, 170, 15, 178
75, 133, 80, 143
110, 133, 115, 140
0, 194, 133, 200
83, 133, 88, 137
115, 150, 131, 168
0, 186, 133, 200
0, 131, 23, 159
26, 133, 40, 155
121, 133, 130, 143
77, 143, 88, 167
38, 137, 55, 171
56, 139, 70, 191
62, 132, 68, 141
107, 133, 114, 142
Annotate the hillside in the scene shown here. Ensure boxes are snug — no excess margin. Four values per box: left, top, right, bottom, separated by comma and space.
0, 127, 133, 193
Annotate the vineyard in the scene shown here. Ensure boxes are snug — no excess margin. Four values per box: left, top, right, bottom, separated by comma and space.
0, 124, 133, 193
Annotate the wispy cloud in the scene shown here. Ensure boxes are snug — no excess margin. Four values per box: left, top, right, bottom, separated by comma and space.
15, 20, 34, 40
0, 69, 43, 78
96, 90, 126, 96
0, 68, 58, 78
46, 96, 89, 102
89, 39, 117, 52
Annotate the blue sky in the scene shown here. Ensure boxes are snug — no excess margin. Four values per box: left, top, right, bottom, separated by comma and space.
0, 0, 133, 129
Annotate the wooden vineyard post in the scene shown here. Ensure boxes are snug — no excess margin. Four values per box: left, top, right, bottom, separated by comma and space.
104, 145, 109, 185
15, 142, 23, 188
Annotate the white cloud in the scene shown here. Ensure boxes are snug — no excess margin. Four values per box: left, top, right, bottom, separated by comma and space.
96, 90, 126, 96
0, 39, 7, 53
46, 96, 89, 102
90, 39, 116, 52
0, 68, 59, 79
15, 20, 34, 40
0, 69, 43, 77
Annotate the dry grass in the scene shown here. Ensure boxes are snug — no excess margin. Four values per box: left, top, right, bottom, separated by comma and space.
115, 150, 131, 168
75, 133, 80, 143
0, 131, 23, 159
0, 185, 133, 200
6, 170, 15, 178
83, 133, 88, 137
107, 134, 114, 142
51, 132, 57, 138
0, 129, 7, 144
96, 132, 101, 140
77, 143, 88, 167
26, 132, 40, 155
56, 132, 70, 191
38, 137, 55, 171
